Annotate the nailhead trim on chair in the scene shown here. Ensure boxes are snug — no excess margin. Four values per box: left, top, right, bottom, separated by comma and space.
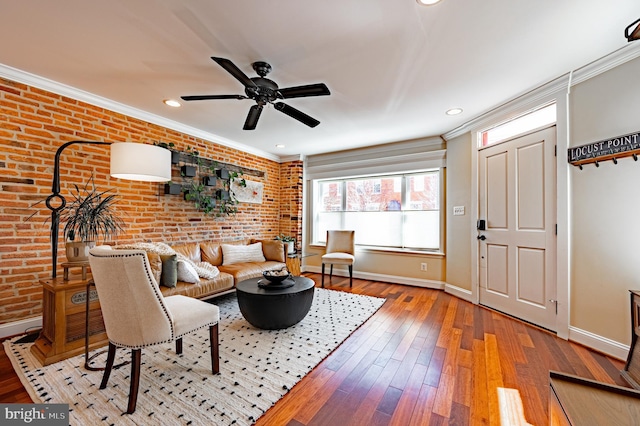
89, 250, 181, 348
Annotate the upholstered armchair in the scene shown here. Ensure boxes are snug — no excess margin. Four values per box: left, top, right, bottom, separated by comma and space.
88, 247, 220, 414
321, 230, 355, 287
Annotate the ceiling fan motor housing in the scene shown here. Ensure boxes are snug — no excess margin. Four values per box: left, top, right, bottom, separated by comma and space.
246, 77, 279, 103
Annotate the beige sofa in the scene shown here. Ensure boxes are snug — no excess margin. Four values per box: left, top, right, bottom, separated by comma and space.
158, 239, 287, 300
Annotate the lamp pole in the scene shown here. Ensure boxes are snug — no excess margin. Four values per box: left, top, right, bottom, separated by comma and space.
46, 141, 111, 278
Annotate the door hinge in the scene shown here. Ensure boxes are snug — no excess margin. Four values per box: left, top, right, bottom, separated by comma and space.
554, 145, 557, 156
555, 224, 557, 235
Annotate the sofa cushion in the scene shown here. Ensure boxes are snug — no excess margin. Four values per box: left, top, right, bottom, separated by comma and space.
160, 272, 235, 298
172, 242, 201, 263
218, 260, 286, 283
200, 242, 223, 266
250, 239, 286, 263
222, 242, 265, 265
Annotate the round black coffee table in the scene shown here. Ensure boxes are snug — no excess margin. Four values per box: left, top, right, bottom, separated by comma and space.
236, 276, 315, 329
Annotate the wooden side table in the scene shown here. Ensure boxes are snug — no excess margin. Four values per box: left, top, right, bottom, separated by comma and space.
285, 252, 316, 276
30, 275, 109, 366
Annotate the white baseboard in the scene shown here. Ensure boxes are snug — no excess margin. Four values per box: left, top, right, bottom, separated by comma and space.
0, 316, 42, 339
568, 326, 629, 361
444, 284, 474, 303
303, 265, 445, 289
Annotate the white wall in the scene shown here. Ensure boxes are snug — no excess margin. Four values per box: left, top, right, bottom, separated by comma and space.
445, 132, 473, 293
443, 47, 640, 358
569, 55, 640, 345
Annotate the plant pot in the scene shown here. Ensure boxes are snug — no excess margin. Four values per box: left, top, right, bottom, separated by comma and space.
164, 183, 182, 195
171, 151, 181, 164
286, 241, 295, 254
202, 176, 217, 186
181, 165, 196, 177
216, 168, 230, 180
65, 241, 96, 263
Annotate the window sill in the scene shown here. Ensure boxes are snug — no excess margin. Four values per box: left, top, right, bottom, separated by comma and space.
308, 244, 444, 257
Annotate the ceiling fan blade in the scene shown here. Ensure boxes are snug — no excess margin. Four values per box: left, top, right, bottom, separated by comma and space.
243, 104, 263, 130
274, 102, 320, 128
278, 83, 330, 99
211, 57, 257, 88
181, 94, 246, 101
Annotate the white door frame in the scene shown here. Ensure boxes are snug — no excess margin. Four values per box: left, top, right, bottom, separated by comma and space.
470, 95, 570, 339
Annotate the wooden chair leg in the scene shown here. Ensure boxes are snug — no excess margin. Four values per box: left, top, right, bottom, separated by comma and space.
176, 337, 183, 355
210, 324, 219, 374
330, 264, 333, 280
127, 349, 142, 414
100, 342, 117, 389
349, 265, 353, 287
321, 263, 325, 288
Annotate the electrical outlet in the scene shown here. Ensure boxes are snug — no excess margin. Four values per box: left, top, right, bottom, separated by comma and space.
420, 262, 427, 271
453, 206, 465, 216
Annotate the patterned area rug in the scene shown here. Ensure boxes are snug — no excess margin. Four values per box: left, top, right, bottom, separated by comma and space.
5, 288, 385, 425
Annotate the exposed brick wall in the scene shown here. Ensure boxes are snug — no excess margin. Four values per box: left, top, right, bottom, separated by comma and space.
0, 77, 299, 324
279, 160, 303, 251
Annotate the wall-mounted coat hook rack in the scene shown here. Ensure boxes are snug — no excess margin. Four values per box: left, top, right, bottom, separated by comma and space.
568, 130, 640, 169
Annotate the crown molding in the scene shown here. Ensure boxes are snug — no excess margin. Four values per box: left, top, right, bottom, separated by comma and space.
0, 63, 281, 162
443, 42, 640, 141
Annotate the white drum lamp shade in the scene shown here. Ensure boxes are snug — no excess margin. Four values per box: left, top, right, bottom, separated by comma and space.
110, 142, 171, 182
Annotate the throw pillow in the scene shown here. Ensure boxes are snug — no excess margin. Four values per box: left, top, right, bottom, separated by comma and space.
252, 239, 285, 262
146, 252, 162, 284
222, 242, 266, 265
159, 254, 178, 288
177, 259, 200, 283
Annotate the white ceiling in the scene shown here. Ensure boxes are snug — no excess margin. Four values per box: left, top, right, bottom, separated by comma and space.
1, 1, 639, 159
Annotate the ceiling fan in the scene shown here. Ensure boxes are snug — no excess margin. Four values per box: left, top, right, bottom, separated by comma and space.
181, 57, 330, 130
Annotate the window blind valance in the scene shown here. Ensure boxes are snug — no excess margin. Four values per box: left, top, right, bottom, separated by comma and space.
304, 137, 446, 180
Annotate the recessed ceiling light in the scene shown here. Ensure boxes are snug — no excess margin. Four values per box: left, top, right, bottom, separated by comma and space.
163, 99, 181, 108
275, 144, 285, 149
416, 0, 442, 5
446, 108, 463, 115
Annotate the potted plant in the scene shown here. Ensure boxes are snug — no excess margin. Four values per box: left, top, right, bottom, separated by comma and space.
60, 177, 125, 262
276, 234, 296, 254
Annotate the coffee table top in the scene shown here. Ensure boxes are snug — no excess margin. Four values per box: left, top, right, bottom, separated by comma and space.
236, 275, 315, 295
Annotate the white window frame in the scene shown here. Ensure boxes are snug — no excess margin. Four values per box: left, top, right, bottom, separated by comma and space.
311, 170, 443, 252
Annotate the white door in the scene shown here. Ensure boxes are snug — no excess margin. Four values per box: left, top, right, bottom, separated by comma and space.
478, 126, 557, 331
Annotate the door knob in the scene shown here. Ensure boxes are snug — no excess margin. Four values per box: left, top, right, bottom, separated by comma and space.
477, 234, 486, 241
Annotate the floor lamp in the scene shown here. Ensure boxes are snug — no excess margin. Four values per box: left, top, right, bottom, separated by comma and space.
46, 141, 171, 278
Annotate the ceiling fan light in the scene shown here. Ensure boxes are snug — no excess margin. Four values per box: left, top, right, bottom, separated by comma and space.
416, 0, 442, 5
163, 99, 181, 107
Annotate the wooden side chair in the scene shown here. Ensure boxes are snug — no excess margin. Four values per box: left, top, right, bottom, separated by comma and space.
321, 230, 355, 287
88, 247, 220, 414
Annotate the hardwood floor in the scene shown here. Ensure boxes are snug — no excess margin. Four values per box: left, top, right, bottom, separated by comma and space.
1, 273, 627, 425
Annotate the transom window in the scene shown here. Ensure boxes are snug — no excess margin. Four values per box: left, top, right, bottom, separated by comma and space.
481, 103, 556, 147
312, 171, 441, 250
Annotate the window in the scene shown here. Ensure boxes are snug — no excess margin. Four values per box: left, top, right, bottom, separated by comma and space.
313, 171, 441, 250
481, 103, 556, 147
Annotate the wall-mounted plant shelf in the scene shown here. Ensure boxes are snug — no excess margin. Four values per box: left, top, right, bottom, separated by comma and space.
160, 145, 251, 217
